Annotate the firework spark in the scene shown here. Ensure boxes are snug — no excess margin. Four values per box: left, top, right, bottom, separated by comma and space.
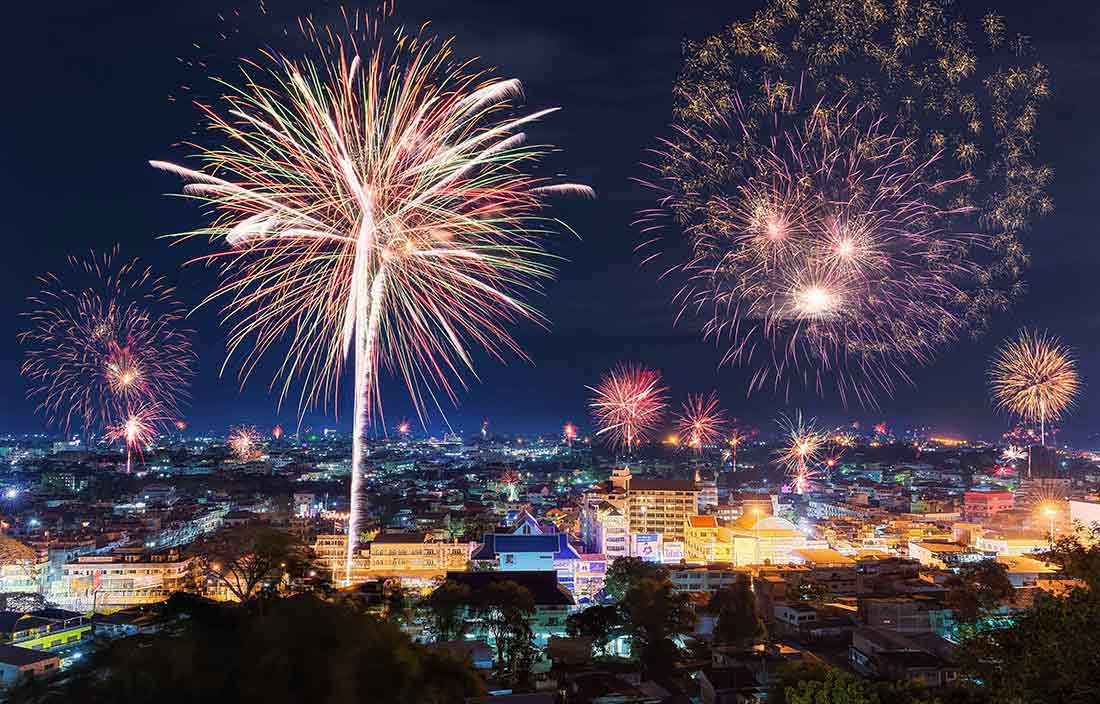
152, 12, 591, 581
272, 424, 283, 441
990, 329, 1080, 445
20, 249, 194, 439
106, 403, 165, 474
775, 413, 824, 494
228, 425, 263, 461
1001, 445, 1027, 463
726, 421, 757, 474
674, 392, 727, 455
587, 363, 668, 454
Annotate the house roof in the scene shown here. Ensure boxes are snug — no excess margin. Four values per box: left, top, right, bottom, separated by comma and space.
629, 478, 697, 493
444, 570, 575, 606
689, 516, 719, 529
472, 533, 581, 562
0, 643, 58, 667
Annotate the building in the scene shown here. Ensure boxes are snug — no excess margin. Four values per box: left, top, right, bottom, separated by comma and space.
61, 547, 193, 612
963, 491, 1014, 523
907, 541, 983, 570
0, 609, 90, 651
472, 512, 590, 595
0, 644, 58, 690
580, 501, 628, 559
858, 596, 952, 636
695, 469, 718, 513
1069, 499, 1100, 529
368, 533, 473, 577
627, 478, 698, 548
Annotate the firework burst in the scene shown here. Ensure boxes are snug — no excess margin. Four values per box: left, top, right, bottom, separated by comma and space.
775, 412, 824, 494
990, 329, 1080, 445
587, 363, 668, 454
726, 421, 757, 474
674, 392, 727, 455
20, 249, 194, 439
645, 89, 985, 405
152, 11, 591, 580
106, 402, 166, 474
645, 1, 1051, 406
228, 425, 263, 461
1001, 445, 1027, 463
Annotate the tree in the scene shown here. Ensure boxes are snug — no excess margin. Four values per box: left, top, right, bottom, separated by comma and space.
787, 580, 832, 604
473, 581, 536, 685
945, 559, 1014, 625
194, 525, 310, 603
621, 577, 696, 679
769, 660, 830, 704
566, 603, 622, 655
956, 528, 1100, 703
604, 557, 669, 601
708, 574, 765, 646
9, 595, 485, 704
423, 579, 472, 642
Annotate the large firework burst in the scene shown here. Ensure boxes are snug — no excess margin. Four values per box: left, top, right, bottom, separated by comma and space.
587, 363, 668, 454
775, 412, 825, 495
990, 329, 1080, 445
152, 13, 591, 581
644, 1, 1051, 405
20, 249, 194, 439
674, 392, 727, 455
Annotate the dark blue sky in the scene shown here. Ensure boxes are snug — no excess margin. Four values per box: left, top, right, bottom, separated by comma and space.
2, 1, 1099, 440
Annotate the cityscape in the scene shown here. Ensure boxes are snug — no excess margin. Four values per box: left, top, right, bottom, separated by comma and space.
0, 1, 1098, 703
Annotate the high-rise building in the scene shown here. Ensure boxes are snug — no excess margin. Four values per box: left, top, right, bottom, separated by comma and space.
627, 478, 698, 546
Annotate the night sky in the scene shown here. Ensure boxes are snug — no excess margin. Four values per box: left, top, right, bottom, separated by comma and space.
3, 1, 1099, 440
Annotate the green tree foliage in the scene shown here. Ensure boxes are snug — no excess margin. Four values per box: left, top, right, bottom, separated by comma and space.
957, 527, 1100, 703
566, 603, 622, 655
473, 581, 536, 686
603, 557, 669, 601
769, 660, 831, 704
944, 559, 1014, 624
423, 579, 472, 642
709, 573, 766, 646
621, 577, 695, 679
9, 594, 484, 704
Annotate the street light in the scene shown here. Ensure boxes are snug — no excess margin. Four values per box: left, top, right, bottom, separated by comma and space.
1042, 505, 1058, 544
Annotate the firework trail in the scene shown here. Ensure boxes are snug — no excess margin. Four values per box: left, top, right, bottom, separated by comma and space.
152, 11, 591, 581
228, 425, 263, 461
106, 402, 167, 474
775, 412, 824, 495
645, 1, 1051, 405
587, 363, 668, 454
990, 329, 1080, 447
726, 420, 757, 474
674, 392, 727, 456
20, 249, 194, 441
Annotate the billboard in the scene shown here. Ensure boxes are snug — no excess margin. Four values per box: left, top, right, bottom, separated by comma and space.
661, 541, 684, 564
632, 533, 662, 562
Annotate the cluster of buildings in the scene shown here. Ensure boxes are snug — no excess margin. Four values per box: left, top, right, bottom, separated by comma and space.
0, 426, 1095, 697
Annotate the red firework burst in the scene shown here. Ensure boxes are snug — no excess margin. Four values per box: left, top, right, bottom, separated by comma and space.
19, 248, 194, 438
587, 363, 668, 453
674, 392, 728, 455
